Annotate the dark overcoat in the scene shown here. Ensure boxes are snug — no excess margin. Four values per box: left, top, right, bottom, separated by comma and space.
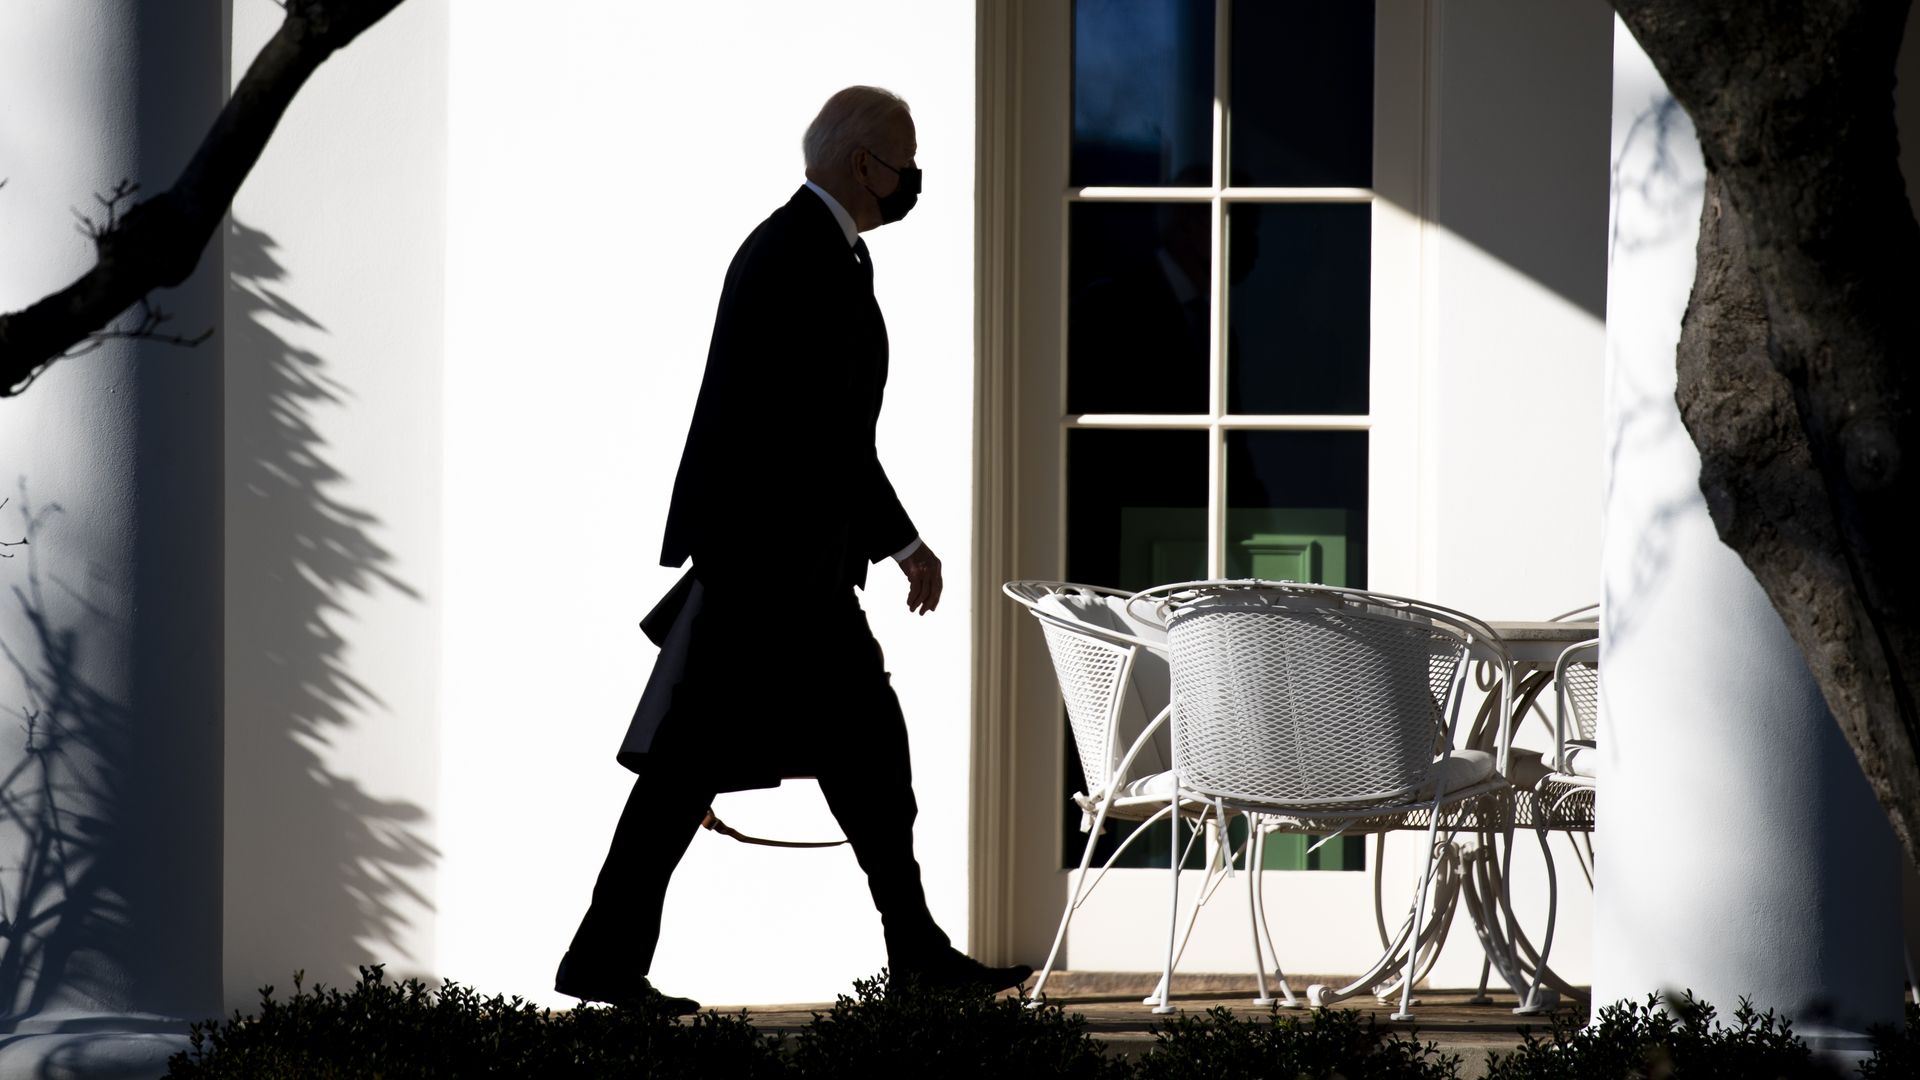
618, 186, 917, 791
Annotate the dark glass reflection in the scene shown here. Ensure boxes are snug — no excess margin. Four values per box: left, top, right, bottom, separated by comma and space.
1225, 815, 1366, 871
1067, 428, 1208, 593
1229, 1, 1374, 187
1227, 203, 1370, 415
1073, 0, 1215, 186
1068, 202, 1211, 414
1063, 427, 1209, 870
1224, 430, 1367, 586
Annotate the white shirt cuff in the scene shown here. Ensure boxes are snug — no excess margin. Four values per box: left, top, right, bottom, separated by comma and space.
891, 537, 923, 562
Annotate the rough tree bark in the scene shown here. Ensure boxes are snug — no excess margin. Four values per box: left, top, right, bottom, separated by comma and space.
0, 0, 409, 396
1617, 0, 1920, 871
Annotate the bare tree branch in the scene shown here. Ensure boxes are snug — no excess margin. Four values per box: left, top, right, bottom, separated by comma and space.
0, 0, 409, 396
69, 179, 140, 243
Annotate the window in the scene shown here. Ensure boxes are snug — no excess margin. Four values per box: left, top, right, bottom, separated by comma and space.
1061, 0, 1382, 872
977, 0, 1423, 966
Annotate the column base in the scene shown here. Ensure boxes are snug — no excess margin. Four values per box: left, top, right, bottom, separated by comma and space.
0, 1017, 192, 1080
1796, 1023, 1882, 1075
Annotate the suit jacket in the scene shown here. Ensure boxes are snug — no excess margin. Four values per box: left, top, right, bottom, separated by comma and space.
659, 185, 916, 591
621, 186, 916, 787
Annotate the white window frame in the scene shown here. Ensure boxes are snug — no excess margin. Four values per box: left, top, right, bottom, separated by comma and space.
969, 0, 1434, 971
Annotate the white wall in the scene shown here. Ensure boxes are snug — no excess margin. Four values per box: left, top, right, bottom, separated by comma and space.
1594, 18, 1901, 1041
1415, 0, 1613, 989
1, 6, 225, 1072
1424, 0, 1613, 621
223, 0, 448, 1010
440, 1, 977, 1006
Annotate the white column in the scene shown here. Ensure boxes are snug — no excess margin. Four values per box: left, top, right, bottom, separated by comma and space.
0, 3, 224, 1075
1597, 17, 1901, 1052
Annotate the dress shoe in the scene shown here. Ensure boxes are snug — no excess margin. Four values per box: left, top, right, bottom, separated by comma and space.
554, 952, 700, 1015
894, 947, 1033, 994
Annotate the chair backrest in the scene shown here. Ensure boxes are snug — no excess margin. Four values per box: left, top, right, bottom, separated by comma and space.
1161, 584, 1475, 810
1004, 581, 1173, 794
1556, 638, 1600, 743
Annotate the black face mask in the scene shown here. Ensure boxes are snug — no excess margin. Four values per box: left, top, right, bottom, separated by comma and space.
863, 150, 922, 224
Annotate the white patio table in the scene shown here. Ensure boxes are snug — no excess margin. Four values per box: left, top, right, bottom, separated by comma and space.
1455, 618, 1598, 1012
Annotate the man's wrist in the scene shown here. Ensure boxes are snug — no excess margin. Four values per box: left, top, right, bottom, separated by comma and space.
891, 537, 923, 562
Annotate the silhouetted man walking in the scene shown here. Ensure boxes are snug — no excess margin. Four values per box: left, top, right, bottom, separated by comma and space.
557, 86, 1031, 1013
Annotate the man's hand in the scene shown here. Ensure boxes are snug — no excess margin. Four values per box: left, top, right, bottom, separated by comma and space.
898, 543, 943, 615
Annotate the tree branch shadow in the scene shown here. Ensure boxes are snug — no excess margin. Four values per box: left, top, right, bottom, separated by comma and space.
1600, 90, 1711, 653
222, 218, 436, 1000
0, 492, 134, 1025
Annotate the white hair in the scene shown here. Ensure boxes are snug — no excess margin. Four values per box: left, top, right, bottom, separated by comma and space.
802, 85, 910, 171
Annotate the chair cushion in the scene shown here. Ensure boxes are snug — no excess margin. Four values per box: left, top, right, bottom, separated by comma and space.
1430, 748, 1495, 794
1511, 741, 1599, 781
1071, 770, 1172, 821
1563, 740, 1599, 778
1112, 769, 1178, 801
1504, 748, 1552, 789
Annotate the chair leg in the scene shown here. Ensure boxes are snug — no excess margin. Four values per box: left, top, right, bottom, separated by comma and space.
1391, 813, 1446, 1021
1247, 827, 1299, 1008
1469, 957, 1494, 1005
1465, 831, 1493, 1004
1372, 839, 1461, 1004
1316, 843, 1460, 1010
1461, 828, 1528, 1001
1146, 813, 1231, 1005
1311, 908, 1417, 1008
1492, 819, 1563, 1009
1406, 850, 1462, 994
1154, 794, 1183, 1014
1516, 826, 1559, 1015
1248, 826, 1270, 1005
1027, 797, 1117, 1006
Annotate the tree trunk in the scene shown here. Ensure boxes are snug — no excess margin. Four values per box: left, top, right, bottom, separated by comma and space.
1616, 0, 1920, 871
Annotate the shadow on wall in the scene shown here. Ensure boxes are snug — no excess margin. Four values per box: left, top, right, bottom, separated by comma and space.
1601, 92, 1705, 652
0, 493, 138, 1026
224, 219, 436, 994
1430, 1, 1615, 321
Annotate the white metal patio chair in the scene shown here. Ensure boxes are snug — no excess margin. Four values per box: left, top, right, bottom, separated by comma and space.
1003, 581, 1279, 1005
1133, 580, 1515, 1020
1506, 637, 1601, 1010
1457, 603, 1598, 1013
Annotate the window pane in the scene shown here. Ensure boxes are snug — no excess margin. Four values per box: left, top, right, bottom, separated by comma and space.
1067, 428, 1208, 593
1069, 202, 1211, 415
1225, 430, 1367, 586
1228, 0, 1374, 188
1226, 203, 1370, 415
1073, 0, 1215, 186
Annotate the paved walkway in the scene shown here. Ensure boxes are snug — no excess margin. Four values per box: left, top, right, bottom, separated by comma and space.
712, 976, 1586, 1078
